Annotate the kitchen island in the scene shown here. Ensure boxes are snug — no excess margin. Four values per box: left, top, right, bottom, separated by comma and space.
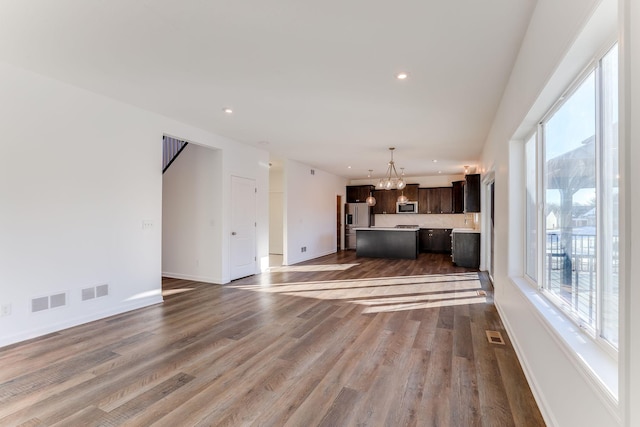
354, 226, 419, 259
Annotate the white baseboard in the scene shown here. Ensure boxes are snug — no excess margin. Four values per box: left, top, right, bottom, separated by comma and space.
161, 272, 223, 284
0, 295, 163, 348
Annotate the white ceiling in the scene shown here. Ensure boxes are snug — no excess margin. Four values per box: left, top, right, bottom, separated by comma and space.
0, 0, 536, 180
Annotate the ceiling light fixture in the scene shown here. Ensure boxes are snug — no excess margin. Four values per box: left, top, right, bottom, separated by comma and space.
376, 148, 407, 205
396, 72, 408, 80
464, 165, 470, 175
223, 107, 233, 114
366, 170, 376, 207
397, 168, 409, 204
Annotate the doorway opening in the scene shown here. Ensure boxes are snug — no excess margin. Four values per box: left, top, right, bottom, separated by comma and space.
268, 160, 284, 267
162, 137, 223, 284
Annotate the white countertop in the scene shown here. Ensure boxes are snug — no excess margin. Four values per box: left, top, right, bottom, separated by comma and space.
353, 227, 419, 232
452, 228, 480, 233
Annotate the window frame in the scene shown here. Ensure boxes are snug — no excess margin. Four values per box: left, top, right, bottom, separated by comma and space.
525, 42, 619, 356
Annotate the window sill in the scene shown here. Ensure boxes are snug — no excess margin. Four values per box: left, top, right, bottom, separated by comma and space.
509, 276, 619, 409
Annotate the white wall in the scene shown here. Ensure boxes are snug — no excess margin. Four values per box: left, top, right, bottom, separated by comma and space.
269, 168, 284, 254
0, 62, 269, 347
283, 160, 347, 265
479, 0, 623, 425
162, 144, 223, 283
621, 1, 640, 425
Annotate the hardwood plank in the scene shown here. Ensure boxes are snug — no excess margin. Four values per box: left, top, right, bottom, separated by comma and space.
384, 348, 431, 427
317, 387, 362, 427
418, 327, 453, 427
451, 355, 482, 427
0, 252, 543, 427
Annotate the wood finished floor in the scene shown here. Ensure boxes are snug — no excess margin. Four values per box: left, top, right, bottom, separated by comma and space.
0, 251, 545, 426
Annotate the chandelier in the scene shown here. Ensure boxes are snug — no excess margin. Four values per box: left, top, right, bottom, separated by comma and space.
377, 147, 407, 191
373, 147, 409, 205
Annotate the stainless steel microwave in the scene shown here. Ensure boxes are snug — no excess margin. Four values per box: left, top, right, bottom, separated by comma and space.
396, 201, 418, 213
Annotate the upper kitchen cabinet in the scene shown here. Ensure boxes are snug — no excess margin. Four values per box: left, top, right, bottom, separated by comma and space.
371, 189, 397, 214
438, 187, 453, 214
418, 187, 452, 214
464, 174, 481, 212
346, 185, 374, 203
452, 181, 465, 213
401, 184, 419, 202
418, 188, 429, 214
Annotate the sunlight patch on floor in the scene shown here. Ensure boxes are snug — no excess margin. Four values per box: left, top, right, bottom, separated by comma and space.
267, 263, 359, 273
162, 288, 196, 297
230, 272, 486, 312
362, 295, 487, 313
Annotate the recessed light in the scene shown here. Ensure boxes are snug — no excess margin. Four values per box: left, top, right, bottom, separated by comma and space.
438, 171, 442, 174
223, 107, 233, 114
432, 159, 438, 163
347, 166, 352, 169
396, 72, 408, 80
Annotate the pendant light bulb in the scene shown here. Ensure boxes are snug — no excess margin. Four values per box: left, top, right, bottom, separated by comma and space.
397, 167, 406, 190
366, 169, 377, 206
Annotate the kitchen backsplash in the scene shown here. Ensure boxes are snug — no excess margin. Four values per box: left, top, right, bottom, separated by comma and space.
374, 213, 479, 229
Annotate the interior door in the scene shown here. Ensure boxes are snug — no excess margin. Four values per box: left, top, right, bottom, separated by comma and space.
230, 176, 256, 280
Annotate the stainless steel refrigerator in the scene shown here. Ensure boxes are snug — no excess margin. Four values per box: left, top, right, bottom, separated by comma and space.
345, 203, 371, 249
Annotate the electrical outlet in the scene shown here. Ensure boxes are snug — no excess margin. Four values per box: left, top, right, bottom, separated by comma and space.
0, 304, 11, 317
301, 247, 304, 253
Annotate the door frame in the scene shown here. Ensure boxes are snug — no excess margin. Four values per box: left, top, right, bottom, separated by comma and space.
482, 171, 496, 281
229, 175, 257, 280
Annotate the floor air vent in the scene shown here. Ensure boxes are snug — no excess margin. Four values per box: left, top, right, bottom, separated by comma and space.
486, 330, 505, 345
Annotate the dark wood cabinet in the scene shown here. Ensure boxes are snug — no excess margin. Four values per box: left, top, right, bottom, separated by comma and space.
452, 231, 480, 268
346, 185, 374, 203
438, 187, 453, 214
464, 174, 481, 212
371, 189, 397, 214
401, 184, 419, 202
368, 183, 459, 215
418, 187, 452, 214
419, 228, 452, 253
418, 188, 429, 214
425, 188, 440, 214
452, 181, 465, 213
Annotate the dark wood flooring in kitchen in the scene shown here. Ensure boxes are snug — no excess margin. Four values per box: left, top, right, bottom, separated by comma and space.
0, 251, 545, 426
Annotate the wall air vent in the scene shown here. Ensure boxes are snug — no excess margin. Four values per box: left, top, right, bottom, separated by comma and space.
31, 296, 49, 312
31, 292, 68, 313
96, 284, 109, 298
82, 287, 96, 301
83, 284, 109, 301
50, 293, 66, 308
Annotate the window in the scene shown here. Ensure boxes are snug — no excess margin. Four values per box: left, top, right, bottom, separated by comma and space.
526, 43, 619, 350
525, 133, 538, 281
